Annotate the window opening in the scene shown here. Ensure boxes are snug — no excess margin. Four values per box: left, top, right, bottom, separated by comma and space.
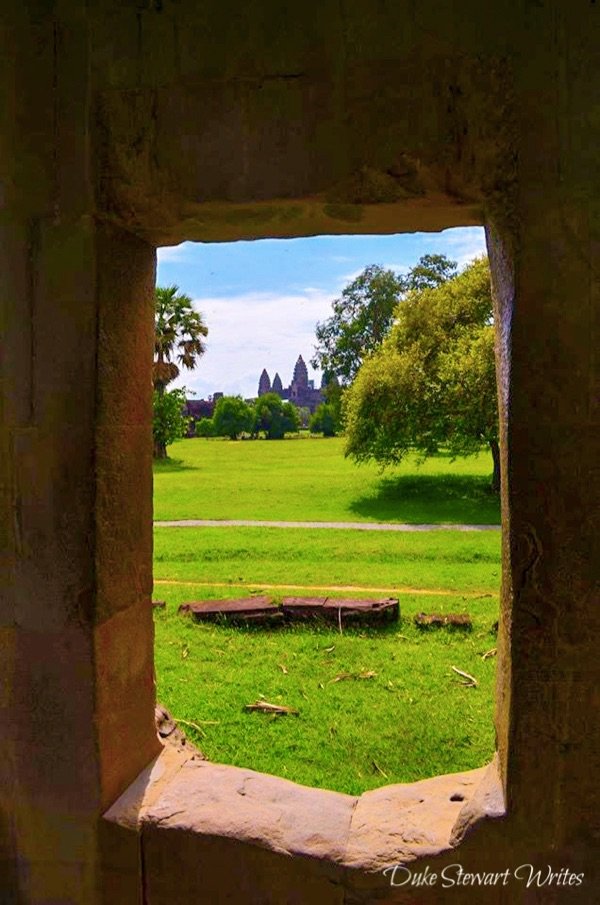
151, 227, 500, 796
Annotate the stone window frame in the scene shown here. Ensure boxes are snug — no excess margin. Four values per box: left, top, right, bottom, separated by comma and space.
102, 223, 510, 898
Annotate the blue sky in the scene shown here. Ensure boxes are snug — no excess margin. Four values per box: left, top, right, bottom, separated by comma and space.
157, 226, 486, 399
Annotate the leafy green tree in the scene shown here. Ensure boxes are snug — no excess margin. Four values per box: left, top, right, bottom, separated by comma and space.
403, 253, 457, 291
309, 403, 338, 437
311, 255, 456, 384
297, 406, 311, 430
211, 396, 254, 440
152, 388, 190, 459
254, 393, 300, 439
321, 373, 344, 430
344, 258, 500, 490
195, 417, 214, 438
153, 284, 208, 457
154, 285, 208, 393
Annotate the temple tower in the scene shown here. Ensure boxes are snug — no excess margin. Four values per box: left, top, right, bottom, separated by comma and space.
292, 354, 309, 387
272, 373, 283, 396
258, 369, 271, 396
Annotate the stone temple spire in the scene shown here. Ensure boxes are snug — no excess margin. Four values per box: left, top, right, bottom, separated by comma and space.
258, 368, 271, 396
272, 372, 283, 395
292, 354, 308, 387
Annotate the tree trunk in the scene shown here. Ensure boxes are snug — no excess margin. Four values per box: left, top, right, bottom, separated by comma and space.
154, 439, 167, 459
490, 438, 501, 493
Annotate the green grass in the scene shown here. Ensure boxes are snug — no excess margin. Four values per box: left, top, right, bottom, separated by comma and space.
154, 527, 501, 595
153, 586, 498, 795
153, 436, 501, 524
152, 437, 501, 794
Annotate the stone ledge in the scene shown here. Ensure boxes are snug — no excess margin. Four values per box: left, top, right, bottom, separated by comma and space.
104, 749, 504, 873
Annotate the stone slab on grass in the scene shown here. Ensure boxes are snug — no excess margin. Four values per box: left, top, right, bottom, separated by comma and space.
282, 596, 399, 624
178, 596, 400, 626
414, 612, 472, 629
322, 597, 399, 624
279, 596, 328, 619
178, 597, 283, 625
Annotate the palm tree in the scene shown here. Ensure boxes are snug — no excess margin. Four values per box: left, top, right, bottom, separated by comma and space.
153, 284, 208, 458
153, 285, 208, 393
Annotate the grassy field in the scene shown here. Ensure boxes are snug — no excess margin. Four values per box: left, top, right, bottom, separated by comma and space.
154, 436, 501, 524
152, 437, 500, 793
154, 527, 500, 595
154, 588, 498, 795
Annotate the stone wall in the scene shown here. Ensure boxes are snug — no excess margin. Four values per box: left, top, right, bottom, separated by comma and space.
1, 2, 599, 902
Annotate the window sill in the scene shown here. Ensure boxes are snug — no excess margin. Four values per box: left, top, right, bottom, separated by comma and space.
104, 745, 504, 878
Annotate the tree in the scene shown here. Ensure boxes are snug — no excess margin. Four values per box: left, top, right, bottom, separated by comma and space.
321, 374, 344, 430
296, 406, 311, 430
154, 285, 208, 393
254, 393, 300, 439
153, 284, 208, 457
343, 257, 501, 490
311, 255, 456, 384
211, 396, 254, 440
152, 388, 190, 459
195, 417, 214, 438
309, 403, 338, 437
403, 253, 457, 291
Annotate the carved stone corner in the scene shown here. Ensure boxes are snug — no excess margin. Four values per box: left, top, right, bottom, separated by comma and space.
449, 755, 506, 847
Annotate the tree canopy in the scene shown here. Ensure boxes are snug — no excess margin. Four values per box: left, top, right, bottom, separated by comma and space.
311, 255, 457, 384
195, 417, 214, 438
211, 396, 254, 440
152, 388, 190, 459
153, 284, 208, 458
154, 285, 208, 393
343, 257, 500, 490
309, 403, 338, 437
254, 393, 300, 439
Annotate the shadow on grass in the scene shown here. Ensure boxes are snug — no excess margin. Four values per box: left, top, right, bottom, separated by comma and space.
349, 473, 501, 524
186, 618, 404, 638
153, 457, 200, 474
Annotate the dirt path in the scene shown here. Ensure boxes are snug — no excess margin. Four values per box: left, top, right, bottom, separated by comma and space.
154, 518, 500, 532
153, 578, 497, 598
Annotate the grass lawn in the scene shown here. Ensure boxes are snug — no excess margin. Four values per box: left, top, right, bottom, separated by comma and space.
153, 586, 498, 795
152, 437, 501, 794
154, 527, 501, 595
153, 436, 501, 524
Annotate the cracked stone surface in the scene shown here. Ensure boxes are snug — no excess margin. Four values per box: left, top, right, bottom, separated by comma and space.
105, 748, 503, 881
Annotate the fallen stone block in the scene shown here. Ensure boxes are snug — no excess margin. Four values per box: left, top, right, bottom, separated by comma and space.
280, 597, 327, 619
281, 596, 399, 625
178, 597, 283, 625
178, 596, 400, 627
322, 597, 399, 625
414, 612, 472, 629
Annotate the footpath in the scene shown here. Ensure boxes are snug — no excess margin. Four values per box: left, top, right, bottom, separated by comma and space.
154, 518, 500, 532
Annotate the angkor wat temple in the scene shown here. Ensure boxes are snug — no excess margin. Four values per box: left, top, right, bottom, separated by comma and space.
258, 354, 324, 413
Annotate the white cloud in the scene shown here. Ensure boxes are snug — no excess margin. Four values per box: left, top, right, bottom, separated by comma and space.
156, 242, 194, 264
170, 288, 336, 399
162, 228, 488, 401
438, 227, 487, 268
